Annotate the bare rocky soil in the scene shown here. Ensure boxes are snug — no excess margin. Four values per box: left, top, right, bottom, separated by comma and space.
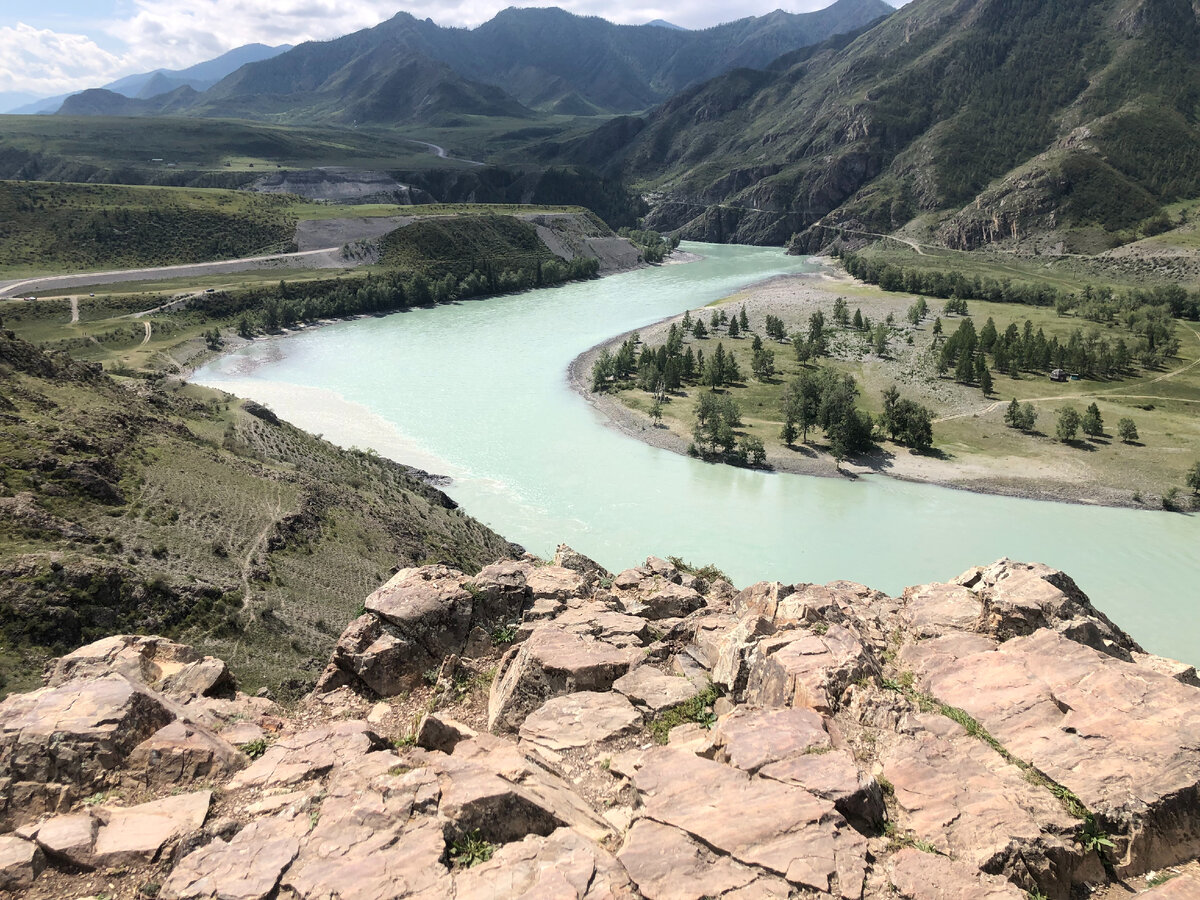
1, 547, 1198, 899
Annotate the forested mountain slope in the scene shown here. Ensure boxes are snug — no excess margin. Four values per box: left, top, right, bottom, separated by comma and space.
566, 0, 1200, 251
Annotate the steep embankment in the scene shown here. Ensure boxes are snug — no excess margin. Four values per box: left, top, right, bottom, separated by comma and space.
1, 549, 1198, 898
567, 0, 1200, 252
0, 329, 516, 695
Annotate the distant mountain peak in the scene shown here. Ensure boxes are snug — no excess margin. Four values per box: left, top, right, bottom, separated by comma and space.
646, 19, 687, 30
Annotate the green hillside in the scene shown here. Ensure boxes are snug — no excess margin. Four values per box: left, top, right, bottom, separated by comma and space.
0, 329, 514, 695
564, 0, 1200, 253
0, 182, 298, 275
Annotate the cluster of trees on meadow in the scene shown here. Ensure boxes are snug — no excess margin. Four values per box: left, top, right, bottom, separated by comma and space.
591, 304, 937, 467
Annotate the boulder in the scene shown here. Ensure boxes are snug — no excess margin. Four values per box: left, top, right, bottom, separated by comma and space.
416, 713, 478, 754
365, 564, 474, 661
900, 582, 985, 638
46, 635, 234, 698
471, 558, 533, 620
0, 835, 43, 891
620, 582, 704, 620
0, 674, 175, 826
614, 666, 702, 712
745, 624, 880, 713
956, 559, 1140, 655
317, 613, 413, 696
632, 748, 867, 897
519, 692, 642, 752
551, 544, 610, 580
34, 812, 98, 868
126, 719, 247, 787
488, 626, 640, 733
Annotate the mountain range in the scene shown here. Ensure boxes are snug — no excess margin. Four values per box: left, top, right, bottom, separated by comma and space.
50, 0, 894, 122
552, 0, 1200, 252
6, 44, 292, 115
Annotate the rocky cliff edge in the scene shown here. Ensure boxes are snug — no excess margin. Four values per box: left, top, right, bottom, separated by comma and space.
1, 548, 1198, 899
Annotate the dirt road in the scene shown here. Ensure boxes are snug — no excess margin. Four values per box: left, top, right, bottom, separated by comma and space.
0, 246, 350, 299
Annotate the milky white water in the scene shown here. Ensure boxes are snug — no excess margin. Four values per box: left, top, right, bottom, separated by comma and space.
194, 243, 1200, 665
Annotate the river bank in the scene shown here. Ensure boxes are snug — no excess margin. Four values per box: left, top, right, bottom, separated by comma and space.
567, 266, 1178, 511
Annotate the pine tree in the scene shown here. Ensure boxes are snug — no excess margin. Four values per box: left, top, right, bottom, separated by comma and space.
739, 305, 750, 332
977, 356, 993, 395
1004, 398, 1021, 428
1117, 417, 1138, 443
728, 316, 741, 338
1081, 402, 1103, 438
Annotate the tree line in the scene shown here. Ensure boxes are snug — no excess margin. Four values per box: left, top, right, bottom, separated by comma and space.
839, 250, 1200, 321
196, 256, 600, 336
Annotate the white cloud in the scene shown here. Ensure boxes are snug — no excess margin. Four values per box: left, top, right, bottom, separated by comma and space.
0, 22, 128, 95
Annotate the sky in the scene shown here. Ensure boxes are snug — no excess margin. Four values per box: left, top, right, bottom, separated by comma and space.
0, 0, 903, 102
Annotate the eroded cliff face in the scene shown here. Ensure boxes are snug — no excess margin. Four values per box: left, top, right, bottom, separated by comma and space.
1, 548, 1199, 899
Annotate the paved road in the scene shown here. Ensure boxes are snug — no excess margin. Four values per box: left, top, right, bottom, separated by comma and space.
407, 139, 485, 167
0, 247, 346, 298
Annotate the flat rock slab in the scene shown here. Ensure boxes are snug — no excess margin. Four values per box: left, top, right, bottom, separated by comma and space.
92, 790, 211, 867
880, 713, 1096, 894
554, 607, 651, 647
614, 667, 701, 712
714, 707, 830, 773
633, 748, 867, 898
1142, 873, 1200, 897
526, 565, 588, 601
883, 847, 1025, 899
229, 720, 381, 790
915, 629, 1200, 875
455, 827, 634, 899
519, 692, 642, 751
618, 818, 788, 900
759, 750, 884, 831
161, 813, 307, 900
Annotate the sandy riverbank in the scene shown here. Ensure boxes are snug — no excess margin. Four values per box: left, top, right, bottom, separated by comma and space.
567, 267, 1146, 510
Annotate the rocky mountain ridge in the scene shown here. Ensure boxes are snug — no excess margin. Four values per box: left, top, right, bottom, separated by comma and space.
53, 1, 894, 124
1, 546, 1198, 898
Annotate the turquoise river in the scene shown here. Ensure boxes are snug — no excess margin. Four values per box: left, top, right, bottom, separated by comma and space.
193, 243, 1200, 666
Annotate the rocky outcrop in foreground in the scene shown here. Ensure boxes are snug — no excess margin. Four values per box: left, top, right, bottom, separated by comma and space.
2, 548, 1199, 899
